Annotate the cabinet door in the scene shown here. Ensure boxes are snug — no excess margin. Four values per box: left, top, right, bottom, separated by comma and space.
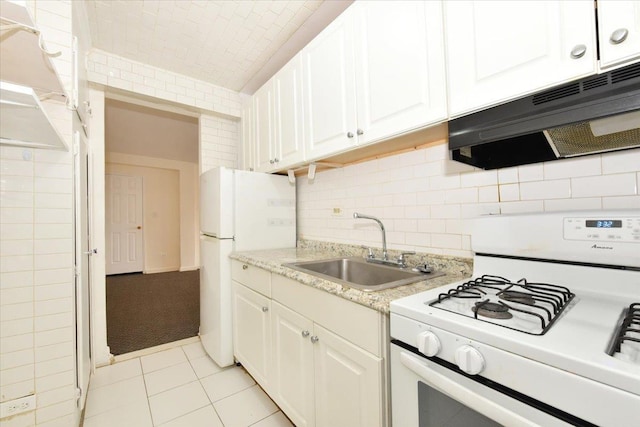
254, 81, 275, 172
274, 56, 305, 168
233, 283, 271, 387
271, 302, 315, 427
313, 324, 382, 427
445, 0, 596, 117
240, 96, 254, 171
302, 10, 358, 161
598, 0, 640, 69
353, 1, 447, 145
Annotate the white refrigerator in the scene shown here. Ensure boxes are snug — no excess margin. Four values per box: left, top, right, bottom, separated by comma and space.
199, 167, 295, 367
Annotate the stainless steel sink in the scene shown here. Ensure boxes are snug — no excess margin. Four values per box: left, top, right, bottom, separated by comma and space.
284, 257, 444, 292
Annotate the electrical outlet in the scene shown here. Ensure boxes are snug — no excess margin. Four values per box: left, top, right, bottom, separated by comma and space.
0, 395, 36, 419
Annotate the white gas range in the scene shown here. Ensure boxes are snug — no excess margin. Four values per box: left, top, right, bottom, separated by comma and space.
390, 210, 640, 427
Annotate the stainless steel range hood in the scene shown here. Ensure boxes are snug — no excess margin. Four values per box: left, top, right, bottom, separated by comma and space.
449, 63, 640, 170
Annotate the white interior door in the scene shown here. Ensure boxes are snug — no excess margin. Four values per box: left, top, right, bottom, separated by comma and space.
106, 174, 144, 275
73, 130, 91, 410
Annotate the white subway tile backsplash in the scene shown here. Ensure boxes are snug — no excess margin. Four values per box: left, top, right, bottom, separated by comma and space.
0, 348, 34, 370
0, 287, 33, 306
0, 255, 33, 273
0, 224, 34, 240
34, 253, 72, 271
34, 239, 72, 255
460, 170, 498, 187
500, 200, 544, 214
34, 269, 72, 286
571, 173, 637, 197
0, 192, 34, 208
0, 364, 33, 387
428, 174, 460, 190
444, 188, 478, 204
544, 198, 602, 212
499, 183, 520, 201
601, 150, 640, 174
0, 176, 33, 193
497, 167, 519, 184
34, 224, 73, 239
34, 177, 72, 194
35, 327, 73, 349
1, 239, 33, 257
543, 156, 601, 180
1, 207, 34, 224
34, 370, 74, 393
520, 179, 571, 200
34, 208, 72, 224
1, 318, 33, 338
517, 164, 544, 182
602, 196, 640, 209
417, 219, 446, 233
430, 204, 461, 219
431, 233, 462, 249
35, 298, 73, 317
35, 355, 74, 378
35, 341, 74, 363
35, 313, 72, 333
34, 194, 72, 209
35, 283, 72, 301
35, 399, 75, 424
0, 333, 33, 353
0, 271, 33, 289
1, 159, 34, 176
478, 186, 499, 203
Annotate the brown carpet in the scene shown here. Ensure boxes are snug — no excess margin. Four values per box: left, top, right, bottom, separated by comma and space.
106, 270, 200, 355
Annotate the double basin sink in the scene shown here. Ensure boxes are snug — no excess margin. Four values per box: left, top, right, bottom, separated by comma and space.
284, 257, 444, 292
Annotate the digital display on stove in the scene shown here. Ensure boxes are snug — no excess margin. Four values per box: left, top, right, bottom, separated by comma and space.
585, 220, 622, 228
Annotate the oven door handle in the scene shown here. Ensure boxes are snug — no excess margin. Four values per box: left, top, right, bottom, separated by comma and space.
400, 351, 540, 427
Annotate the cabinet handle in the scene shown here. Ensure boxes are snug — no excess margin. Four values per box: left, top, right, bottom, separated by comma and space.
242, 264, 248, 270
274, 158, 279, 163
570, 44, 587, 59
302, 330, 310, 338
610, 28, 629, 45
262, 306, 269, 312
310, 335, 319, 343
269, 159, 275, 164
357, 129, 364, 135
347, 132, 354, 138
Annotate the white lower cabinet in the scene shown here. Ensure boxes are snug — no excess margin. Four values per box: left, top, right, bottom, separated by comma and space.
232, 282, 271, 388
232, 261, 387, 427
271, 301, 315, 427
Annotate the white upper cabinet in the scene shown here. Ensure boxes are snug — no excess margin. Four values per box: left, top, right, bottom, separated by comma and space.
353, 1, 447, 145
273, 56, 306, 168
253, 81, 275, 172
301, 11, 358, 160
240, 96, 254, 171
598, 0, 640, 69
302, 1, 447, 160
445, 0, 597, 117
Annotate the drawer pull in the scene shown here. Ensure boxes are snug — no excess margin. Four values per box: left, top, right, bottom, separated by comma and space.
262, 306, 269, 312
310, 335, 319, 343
302, 330, 310, 338
242, 264, 248, 270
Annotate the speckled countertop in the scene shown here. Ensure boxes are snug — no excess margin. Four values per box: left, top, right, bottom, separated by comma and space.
230, 241, 473, 314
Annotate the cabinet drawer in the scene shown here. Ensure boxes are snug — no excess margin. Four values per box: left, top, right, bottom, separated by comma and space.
231, 260, 271, 297
272, 274, 382, 357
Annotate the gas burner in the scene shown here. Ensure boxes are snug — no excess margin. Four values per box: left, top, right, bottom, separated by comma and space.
473, 301, 513, 320
499, 290, 536, 305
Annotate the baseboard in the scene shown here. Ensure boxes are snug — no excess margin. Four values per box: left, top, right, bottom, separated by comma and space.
179, 265, 200, 272
143, 266, 180, 274
113, 336, 201, 363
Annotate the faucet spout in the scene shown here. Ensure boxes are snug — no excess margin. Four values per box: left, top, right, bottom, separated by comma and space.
353, 212, 388, 260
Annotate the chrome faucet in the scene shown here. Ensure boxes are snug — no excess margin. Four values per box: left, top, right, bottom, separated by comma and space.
353, 212, 416, 267
353, 212, 388, 260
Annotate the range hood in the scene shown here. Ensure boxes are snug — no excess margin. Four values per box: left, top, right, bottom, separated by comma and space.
449, 63, 640, 170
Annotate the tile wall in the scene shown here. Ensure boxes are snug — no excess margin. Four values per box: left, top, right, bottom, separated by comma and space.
0, 1, 78, 426
297, 142, 640, 258
86, 49, 241, 174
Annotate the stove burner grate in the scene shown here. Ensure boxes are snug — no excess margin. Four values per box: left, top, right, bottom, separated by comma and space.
608, 303, 640, 357
430, 274, 575, 335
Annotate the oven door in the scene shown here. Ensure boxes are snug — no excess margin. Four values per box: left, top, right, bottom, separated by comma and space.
390, 343, 575, 427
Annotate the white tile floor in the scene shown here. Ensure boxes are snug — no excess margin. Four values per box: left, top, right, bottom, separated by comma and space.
83, 340, 293, 427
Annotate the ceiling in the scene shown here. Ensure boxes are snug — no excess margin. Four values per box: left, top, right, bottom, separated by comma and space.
84, 0, 352, 94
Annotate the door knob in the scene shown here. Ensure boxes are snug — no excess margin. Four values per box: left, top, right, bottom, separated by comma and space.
347, 132, 354, 138
84, 248, 98, 256
310, 335, 319, 343
262, 306, 269, 312
357, 129, 364, 135
137, 226, 142, 230
302, 330, 310, 338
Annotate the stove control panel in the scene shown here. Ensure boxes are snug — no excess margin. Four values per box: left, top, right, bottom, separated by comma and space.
564, 216, 640, 243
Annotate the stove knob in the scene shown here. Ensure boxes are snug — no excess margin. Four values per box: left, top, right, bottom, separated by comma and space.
455, 345, 485, 375
417, 331, 441, 357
